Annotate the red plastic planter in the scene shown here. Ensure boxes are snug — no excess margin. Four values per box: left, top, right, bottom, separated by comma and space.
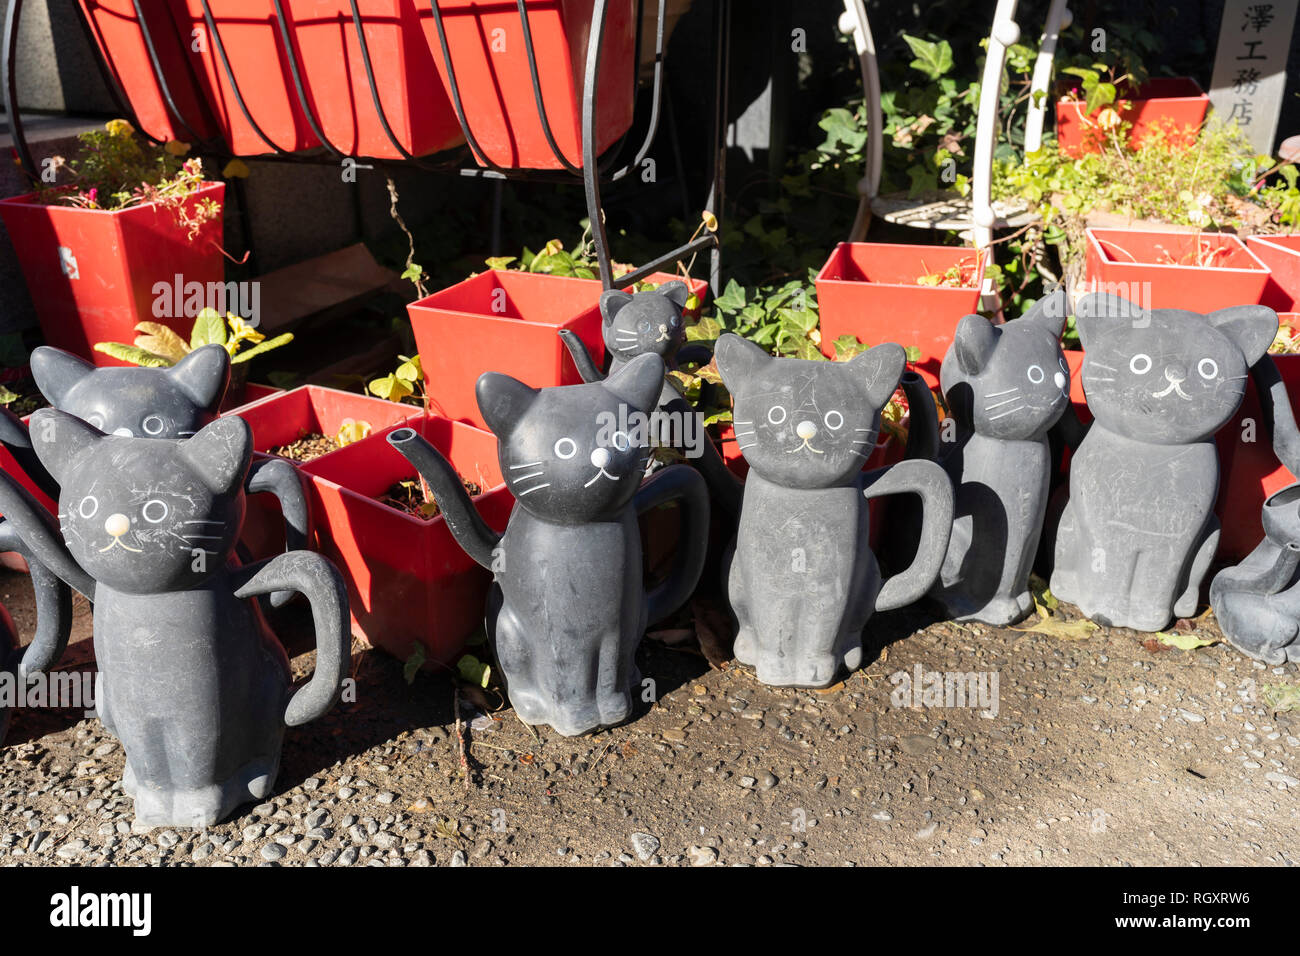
1056, 77, 1208, 158
223, 384, 420, 561
78, 0, 217, 143
1083, 228, 1270, 313
410, 269, 606, 429
429, 0, 636, 169
1218, 314, 1300, 561
300, 415, 513, 667
1247, 235, 1300, 312
0, 182, 226, 366
815, 242, 985, 388
175, 0, 462, 158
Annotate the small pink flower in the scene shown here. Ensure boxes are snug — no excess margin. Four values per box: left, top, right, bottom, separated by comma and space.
86, 188, 97, 205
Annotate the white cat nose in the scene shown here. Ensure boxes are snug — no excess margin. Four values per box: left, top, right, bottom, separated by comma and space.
590, 447, 611, 469
104, 513, 130, 537
1054, 372, 1066, 389
796, 420, 818, 440
112, 427, 133, 437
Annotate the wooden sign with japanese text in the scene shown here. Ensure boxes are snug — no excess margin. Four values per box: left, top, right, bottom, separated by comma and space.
1208, 0, 1299, 154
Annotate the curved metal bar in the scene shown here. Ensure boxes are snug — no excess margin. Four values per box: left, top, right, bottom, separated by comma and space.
269, 0, 345, 156
842, 0, 881, 242
426, 0, 511, 172
2, 0, 33, 179
1023, 0, 1069, 154
128, 0, 216, 147
972, 0, 1020, 311
602, 0, 669, 183
582, 0, 615, 286
196, 0, 293, 154
515, 0, 581, 173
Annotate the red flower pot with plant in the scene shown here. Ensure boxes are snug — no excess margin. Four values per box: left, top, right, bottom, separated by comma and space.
1247, 234, 1300, 312
298, 415, 513, 668
1083, 228, 1270, 313
0, 122, 225, 366
815, 242, 985, 388
1056, 77, 1208, 158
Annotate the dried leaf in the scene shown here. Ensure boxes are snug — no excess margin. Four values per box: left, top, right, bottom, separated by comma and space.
1013, 617, 1099, 641
1154, 631, 1219, 651
690, 596, 734, 669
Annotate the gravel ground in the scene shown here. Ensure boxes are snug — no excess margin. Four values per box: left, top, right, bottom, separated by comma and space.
2, 569, 1298, 867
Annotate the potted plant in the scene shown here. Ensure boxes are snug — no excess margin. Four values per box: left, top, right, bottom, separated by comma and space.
815, 242, 985, 387
295, 415, 513, 669
172, 0, 463, 157
78, 0, 217, 143
1083, 228, 1271, 312
1248, 234, 1300, 312
1056, 75, 1208, 158
0, 121, 225, 365
427, 0, 637, 168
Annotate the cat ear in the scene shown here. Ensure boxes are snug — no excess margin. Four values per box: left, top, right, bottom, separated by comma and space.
603, 352, 665, 413
714, 333, 770, 390
1024, 287, 1069, 338
476, 372, 539, 438
1074, 292, 1145, 350
850, 342, 907, 410
27, 408, 104, 484
1207, 305, 1278, 366
167, 344, 230, 412
953, 314, 999, 375
655, 280, 691, 312
600, 289, 635, 327
180, 416, 251, 494
30, 347, 95, 407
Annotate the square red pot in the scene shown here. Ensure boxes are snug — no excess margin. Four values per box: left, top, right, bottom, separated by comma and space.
300, 415, 514, 667
409, 269, 606, 429
429, 0, 636, 169
223, 384, 421, 561
78, 0, 217, 143
0, 182, 226, 366
1247, 234, 1300, 312
1056, 77, 1208, 157
174, 0, 463, 157
1217, 313, 1300, 561
815, 242, 985, 388
1083, 228, 1270, 313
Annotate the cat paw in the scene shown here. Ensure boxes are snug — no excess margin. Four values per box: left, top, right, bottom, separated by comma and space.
755, 653, 841, 689
597, 691, 633, 729
959, 594, 1032, 627
732, 628, 759, 667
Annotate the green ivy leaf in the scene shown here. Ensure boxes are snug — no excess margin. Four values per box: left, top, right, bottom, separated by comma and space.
403, 644, 426, 684
456, 653, 492, 689
902, 35, 953, 81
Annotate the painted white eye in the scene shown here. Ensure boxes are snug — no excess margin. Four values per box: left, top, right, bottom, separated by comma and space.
823, 410, 844, 430
554, 437, 578, 459
611, 430, 631, 451
637, 319, 651, 333
1027, 365, 1045, 384
142, 499, 169, 523
86, 414, 104, 430
78, 495, 99, 519
142, 415, 165, 436
1198, 358, 1219, 380
1129, 354, 1152, 374
767, 405, 788, 425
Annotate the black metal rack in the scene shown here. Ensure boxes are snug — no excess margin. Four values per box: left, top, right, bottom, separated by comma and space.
2, 0, 729, 292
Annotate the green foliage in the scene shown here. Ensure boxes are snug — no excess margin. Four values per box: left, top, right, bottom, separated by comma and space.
94, 310, 292, 368
699, 275, 822, 361
368, 354, 425, 406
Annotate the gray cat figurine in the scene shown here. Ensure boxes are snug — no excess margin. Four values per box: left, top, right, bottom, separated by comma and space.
1052, 293, 1276, 632
715, 333, 953, 688
0, 412, 350, 827
559, 281, 743, 518
388, 353, 709, 737
921, 291, 1071, 625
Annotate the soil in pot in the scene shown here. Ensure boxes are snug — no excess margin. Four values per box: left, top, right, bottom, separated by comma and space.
273, 433, 340, 463
379, 475, 483, 520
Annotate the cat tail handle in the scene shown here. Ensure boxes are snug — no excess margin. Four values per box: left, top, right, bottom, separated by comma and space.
863, 459, 954, 612
660, 394, 742, 521
0, 407, 58, 501
246, 457, 311, 608
636, 463, 710, 626
1251, 355, 1300, 478
558, 330, 606, 384
13, 547, 74, 681
387, 427, 502, 569
234, 551, 350, 727
0, 470, 95, 601
899, 371, 940, 461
